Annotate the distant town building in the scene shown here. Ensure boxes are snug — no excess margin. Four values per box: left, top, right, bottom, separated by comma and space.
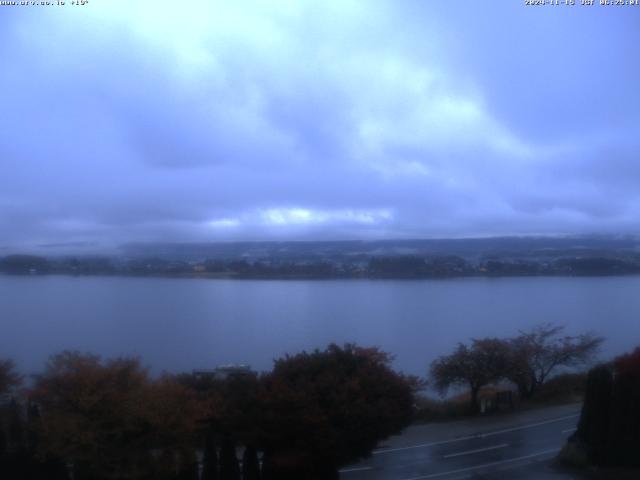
192, 364, 253, 381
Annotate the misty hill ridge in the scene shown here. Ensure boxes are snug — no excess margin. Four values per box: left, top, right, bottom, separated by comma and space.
118, 235, 640, 262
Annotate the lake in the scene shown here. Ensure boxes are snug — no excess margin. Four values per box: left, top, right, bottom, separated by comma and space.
1, 274, 639, 377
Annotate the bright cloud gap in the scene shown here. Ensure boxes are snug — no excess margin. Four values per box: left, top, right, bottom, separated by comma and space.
208, 208, 393, 229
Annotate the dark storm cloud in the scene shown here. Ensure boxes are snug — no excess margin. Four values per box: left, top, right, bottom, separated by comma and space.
1, 0, 639, 251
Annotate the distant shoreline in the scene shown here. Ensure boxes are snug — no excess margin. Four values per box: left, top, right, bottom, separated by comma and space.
4, 271, 640, 281
4, 242, 640, 280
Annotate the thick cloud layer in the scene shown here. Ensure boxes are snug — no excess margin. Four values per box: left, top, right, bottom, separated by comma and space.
1, 0, 639, 251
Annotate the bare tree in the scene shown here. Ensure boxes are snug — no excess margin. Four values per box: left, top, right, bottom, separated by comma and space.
507, 324, 603, 399
430, 338, 510, 413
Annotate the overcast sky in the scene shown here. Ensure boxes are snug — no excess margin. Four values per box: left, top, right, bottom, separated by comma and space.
1, 1, 639, 252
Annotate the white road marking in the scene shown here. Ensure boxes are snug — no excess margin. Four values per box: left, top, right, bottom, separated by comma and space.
373, 413, 579, 455
562, 427, 576, 434
373, 434, 481, 455
474, 414, 580, 438
338, 466, 373, 473
400, 448, 561, 480
442, 443, 510, 459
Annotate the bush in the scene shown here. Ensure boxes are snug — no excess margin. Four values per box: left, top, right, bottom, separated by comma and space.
531, 372, 587, 404
572, 347, 640, 467
556, 442, 590, 469
259, 344, 418, 478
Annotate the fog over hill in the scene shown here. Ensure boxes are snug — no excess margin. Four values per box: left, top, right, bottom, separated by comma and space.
118, 235, 640, 262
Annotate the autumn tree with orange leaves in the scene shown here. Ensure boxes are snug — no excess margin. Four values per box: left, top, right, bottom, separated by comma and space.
30, 351, 201, 480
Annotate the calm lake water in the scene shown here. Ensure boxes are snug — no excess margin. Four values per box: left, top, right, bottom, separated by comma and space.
1, 274, 639, 377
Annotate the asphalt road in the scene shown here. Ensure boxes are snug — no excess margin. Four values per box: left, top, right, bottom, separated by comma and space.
340, 404, 583, 480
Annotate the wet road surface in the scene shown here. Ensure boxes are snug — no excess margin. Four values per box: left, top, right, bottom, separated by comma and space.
340, 404, 583, 480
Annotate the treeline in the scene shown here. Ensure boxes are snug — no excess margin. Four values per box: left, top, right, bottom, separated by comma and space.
0, 344, 418, 480
4, 254, 640, 279
430, 324, 603, 413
